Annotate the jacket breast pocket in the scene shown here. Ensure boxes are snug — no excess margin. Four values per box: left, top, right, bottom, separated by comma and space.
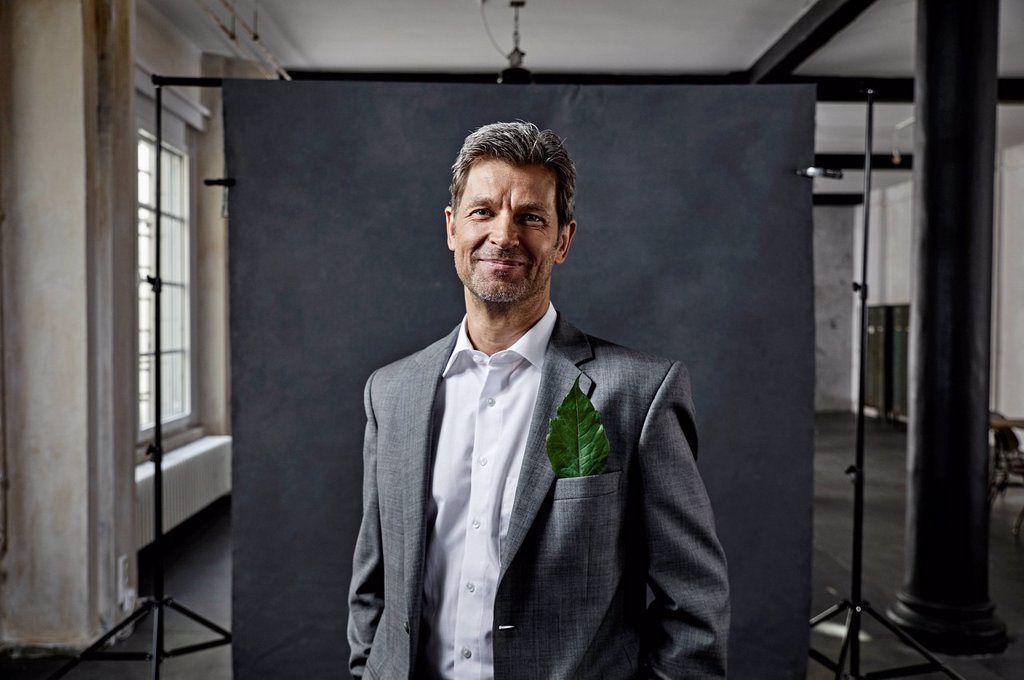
552, 470, 621, 500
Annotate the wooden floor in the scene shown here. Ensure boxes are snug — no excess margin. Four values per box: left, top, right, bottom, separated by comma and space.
2, 413, 1023, 679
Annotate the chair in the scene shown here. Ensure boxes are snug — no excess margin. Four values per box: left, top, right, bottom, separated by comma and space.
989, 412, 1024, 535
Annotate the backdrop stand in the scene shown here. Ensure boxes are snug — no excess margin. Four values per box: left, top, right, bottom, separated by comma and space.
46, 78, 231, 680
807, 88, 964, 680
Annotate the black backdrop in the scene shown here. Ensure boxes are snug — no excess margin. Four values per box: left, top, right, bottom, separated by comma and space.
224, 80, 815, 679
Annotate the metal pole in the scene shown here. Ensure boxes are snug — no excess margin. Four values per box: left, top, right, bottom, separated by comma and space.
151, 83, 165, 677
848, 87, 874, 677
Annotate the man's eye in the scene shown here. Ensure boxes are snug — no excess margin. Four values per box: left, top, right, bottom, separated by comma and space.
522, 214, 544, 224
470, 208, 492, 217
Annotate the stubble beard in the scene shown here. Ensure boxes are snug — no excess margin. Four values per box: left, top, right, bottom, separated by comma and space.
456, 247, 555, 307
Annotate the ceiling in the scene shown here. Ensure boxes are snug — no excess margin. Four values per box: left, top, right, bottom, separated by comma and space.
154, 0, 1024, 198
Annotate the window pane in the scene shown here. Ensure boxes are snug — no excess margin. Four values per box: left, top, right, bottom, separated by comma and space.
139, 281, 153, 356
138, 130, 190, 434
139, 354, 153, 430
138, 138, 150, 171
160, 285, 188, 352
138, 210, 154, 278
161, 350, 190, 421
138, 169, 151, 207
160, 216, 188, 285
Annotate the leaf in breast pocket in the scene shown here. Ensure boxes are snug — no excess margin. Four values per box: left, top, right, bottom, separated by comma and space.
546, 375, 610, 478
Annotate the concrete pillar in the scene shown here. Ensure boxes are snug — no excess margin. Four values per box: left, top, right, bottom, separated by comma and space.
887, 0, 1007, 654
0, 0, 136, 648
812, 206, 854, 412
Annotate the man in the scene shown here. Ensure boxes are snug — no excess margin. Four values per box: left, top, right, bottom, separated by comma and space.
348, 121, 729, 680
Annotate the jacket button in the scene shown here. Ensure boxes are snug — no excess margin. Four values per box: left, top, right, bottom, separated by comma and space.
404, 620, 410, 634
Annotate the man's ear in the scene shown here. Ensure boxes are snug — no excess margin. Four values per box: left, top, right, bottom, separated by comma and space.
445, 206, 456, 251
553, 221, 577, 264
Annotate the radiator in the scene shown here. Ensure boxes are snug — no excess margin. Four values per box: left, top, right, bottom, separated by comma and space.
135, 435, 232, 550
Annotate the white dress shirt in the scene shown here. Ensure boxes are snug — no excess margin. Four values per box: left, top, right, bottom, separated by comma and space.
419, 303, 557, 680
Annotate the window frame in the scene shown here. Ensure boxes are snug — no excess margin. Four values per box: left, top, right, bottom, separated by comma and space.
135, 121, 200, 448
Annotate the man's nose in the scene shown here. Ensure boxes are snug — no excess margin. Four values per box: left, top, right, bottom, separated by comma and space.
489, 213, 518, 248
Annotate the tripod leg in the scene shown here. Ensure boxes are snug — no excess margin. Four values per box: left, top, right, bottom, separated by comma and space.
151, 600, 163, 680
850, 606, 862, 679
165, 598, 231, 638
834, 608, 855, 680
861, 605, 968, 680
811, 601, 847, 627
45, 600, 156, 680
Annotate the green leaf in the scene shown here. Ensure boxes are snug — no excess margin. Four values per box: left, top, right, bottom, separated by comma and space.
546, 375, 610, 478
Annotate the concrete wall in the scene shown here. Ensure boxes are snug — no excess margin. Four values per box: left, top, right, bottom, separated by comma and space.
0, 0, 136, 646
854, 142, 1024, 420
813, 206, 855, 411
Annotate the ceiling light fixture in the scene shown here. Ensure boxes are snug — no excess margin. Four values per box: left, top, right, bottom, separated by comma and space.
499, 1, 532, 84
195, 0, 291, 80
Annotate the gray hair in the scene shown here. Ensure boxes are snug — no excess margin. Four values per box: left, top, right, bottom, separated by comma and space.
449, 121, 576, 230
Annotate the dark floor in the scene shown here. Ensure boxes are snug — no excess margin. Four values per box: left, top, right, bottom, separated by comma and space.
2, 414, 1023, 679
0, 498, 232, 680
807, 413, 1024, 679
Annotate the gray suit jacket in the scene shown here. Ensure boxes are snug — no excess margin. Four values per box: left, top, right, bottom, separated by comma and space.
348, 316, 729, 679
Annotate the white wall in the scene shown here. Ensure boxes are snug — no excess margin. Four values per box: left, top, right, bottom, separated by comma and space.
855, 180, 914, 308
852, 142, 1024, 420
994, 144, 1024, 417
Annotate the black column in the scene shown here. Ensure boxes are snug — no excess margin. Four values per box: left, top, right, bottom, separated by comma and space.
887, 0, 1006, 654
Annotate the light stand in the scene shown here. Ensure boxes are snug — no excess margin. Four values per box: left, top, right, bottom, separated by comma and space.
47, 81, 231, 680
807, 89, 964, 680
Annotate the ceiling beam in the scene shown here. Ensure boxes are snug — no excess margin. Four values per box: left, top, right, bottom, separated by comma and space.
792, 76, 1024, 102
814, 193, 863, 206
816, 153, 913, 170
745, 0, 881, 83
788, 76, 913, 102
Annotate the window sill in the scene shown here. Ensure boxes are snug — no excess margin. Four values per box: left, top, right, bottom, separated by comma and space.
135, 426, 205, 464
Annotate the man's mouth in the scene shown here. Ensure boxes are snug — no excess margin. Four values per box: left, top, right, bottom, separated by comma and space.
479, 258, 524, 270
477, 257, 526, 272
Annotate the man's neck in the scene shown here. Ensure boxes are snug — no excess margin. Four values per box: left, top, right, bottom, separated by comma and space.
463, 291, 550, 356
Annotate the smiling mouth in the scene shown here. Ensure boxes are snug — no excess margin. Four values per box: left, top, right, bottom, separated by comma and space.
478, 258, 525, 271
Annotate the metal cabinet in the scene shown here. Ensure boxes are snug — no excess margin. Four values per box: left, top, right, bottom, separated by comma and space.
864, 304, 910, 422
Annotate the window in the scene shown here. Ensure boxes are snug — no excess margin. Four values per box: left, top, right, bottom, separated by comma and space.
137, 131, 191, 434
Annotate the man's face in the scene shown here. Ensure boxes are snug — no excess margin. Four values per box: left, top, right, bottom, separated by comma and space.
446, 159, 575, 307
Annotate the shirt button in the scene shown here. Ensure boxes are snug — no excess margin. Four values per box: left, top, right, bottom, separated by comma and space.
462, 647, 472, 659
466, 582, 476, 593
478, 456, 488, 467
471, 519, 481, 529
485, 397, 496, 407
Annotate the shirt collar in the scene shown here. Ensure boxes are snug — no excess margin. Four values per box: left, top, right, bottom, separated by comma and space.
443, 303, 557, 377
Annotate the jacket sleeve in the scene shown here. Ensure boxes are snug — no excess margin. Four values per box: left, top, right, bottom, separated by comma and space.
638, 361, 730, 679
347, 371, 385, 678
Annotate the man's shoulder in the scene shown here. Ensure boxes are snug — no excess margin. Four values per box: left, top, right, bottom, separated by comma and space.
585, 333, 675, 370
368, 327, 458, 386
564, 317, 679, 378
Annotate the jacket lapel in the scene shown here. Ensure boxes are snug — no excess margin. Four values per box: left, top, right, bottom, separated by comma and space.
499, 315, 594, 579
402, 327, 459, 623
